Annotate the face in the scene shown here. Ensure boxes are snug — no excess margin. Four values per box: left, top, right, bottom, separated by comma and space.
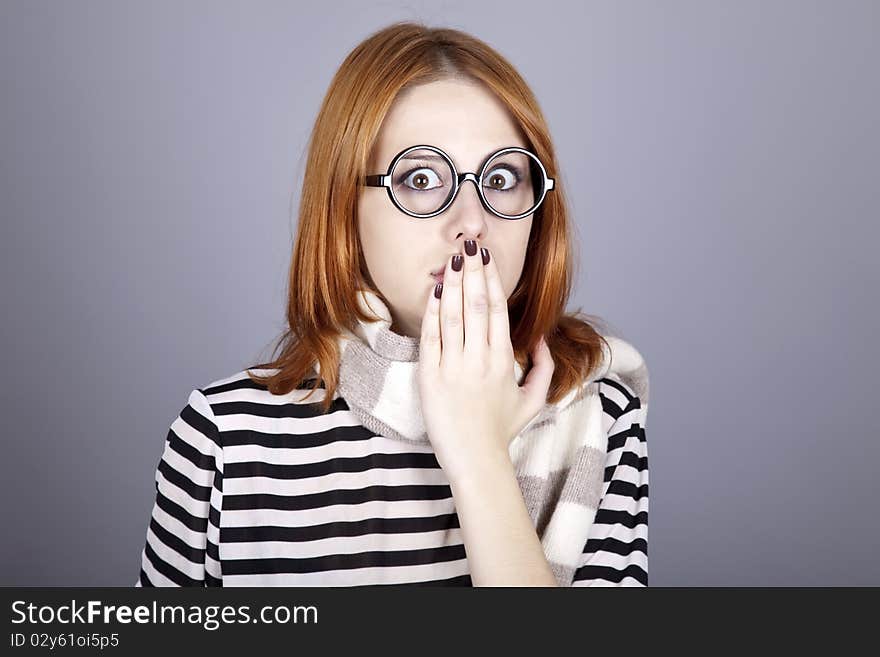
357, 78, 535, 337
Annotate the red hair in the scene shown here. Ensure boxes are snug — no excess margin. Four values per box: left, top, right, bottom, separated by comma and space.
246, 21, 615, 413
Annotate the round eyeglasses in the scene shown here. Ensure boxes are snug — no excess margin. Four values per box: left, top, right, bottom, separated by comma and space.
361, 144, 555, 220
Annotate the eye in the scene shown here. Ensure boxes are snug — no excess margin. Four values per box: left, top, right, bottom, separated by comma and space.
483, 165, 521, 192
397, 166, 444, 191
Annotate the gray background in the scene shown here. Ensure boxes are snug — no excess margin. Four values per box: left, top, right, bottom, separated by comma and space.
1, 0, 877, 586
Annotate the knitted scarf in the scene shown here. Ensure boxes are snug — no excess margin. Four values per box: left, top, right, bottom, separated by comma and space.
320, 288, 649, 586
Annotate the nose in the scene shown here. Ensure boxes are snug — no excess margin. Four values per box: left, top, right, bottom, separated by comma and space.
451, 173, 487, 215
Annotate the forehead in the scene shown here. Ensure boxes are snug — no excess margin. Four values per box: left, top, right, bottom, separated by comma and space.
372, 79, 528, 169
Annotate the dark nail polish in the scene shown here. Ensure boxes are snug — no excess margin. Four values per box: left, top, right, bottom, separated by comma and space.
452, 255, 463, 272
480, 247, 490, 265
434, 282, 443, 299
464, 240, 477, 256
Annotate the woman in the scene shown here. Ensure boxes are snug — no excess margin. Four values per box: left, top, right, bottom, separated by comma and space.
135, 21, 650, 587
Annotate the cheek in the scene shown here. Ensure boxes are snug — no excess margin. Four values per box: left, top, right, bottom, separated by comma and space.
357, 201, 421, 283
357, 198, 392, 255
501, 235, 531, 297
500, 260, 517, 298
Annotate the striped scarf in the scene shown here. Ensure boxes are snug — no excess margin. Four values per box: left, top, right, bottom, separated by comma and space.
320, 288, 649, 586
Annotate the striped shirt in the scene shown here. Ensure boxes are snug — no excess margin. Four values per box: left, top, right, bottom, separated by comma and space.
135, 369, 648, 586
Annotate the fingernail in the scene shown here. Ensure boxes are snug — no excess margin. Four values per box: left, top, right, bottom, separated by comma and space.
480, 247, 490, 265
452, 255, 463, 272
434, 282, 443, 299
464, 239, 477, 256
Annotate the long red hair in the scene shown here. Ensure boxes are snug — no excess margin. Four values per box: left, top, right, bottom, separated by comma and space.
246, 21, 615, 413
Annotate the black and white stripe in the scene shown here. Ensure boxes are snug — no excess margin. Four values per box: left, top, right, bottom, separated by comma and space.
136, 371, 648, 587
572, 378, 648, 586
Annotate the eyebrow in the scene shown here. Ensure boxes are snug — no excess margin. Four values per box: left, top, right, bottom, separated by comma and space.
399, 153, 446, 162
397, 147, 525, 165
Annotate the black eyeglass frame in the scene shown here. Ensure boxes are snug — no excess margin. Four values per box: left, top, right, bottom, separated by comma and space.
362, 144, 556, 220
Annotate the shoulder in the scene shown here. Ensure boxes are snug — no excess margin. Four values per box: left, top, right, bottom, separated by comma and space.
191, 367, 340, 429
593, 334, 649, 403
596, 376, 641, 417
199, 367, 325, 400
587, 332, 649, 430
596, 374, 648, 440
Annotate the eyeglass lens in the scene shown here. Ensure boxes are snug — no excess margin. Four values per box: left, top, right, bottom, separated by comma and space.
390, 148, 545, 217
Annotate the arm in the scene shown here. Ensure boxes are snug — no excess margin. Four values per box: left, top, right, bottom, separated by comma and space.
572, 382, 649, 586
135, 389, 224, 586
448, 454, 558, 587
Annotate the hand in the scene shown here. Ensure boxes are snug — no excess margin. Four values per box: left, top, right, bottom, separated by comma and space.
417, 238, 555, 481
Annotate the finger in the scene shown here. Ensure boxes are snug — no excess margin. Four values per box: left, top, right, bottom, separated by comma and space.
462, 239, 489, 356
439, 251, 464, 363
519, 336, 555, 415
480, 244, 511, 358
419, 275, 443, 369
